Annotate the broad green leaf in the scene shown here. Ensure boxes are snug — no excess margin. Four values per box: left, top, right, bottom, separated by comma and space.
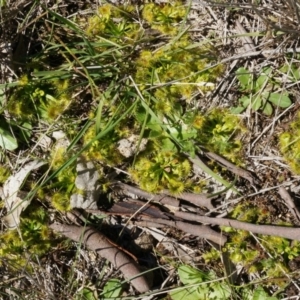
251, 96, 262, 111
239, 96, 250, 107
178, 265, 206, 285
256, 74, 268, 89
262, 102, 273, 115
231, 106, 246, 114
268, 93, 292, 108
256, 67, 272, 89
102, 279, 122, 298
0, 127, 18, 150
291, 66, 300, 81
9, 120, 32, 144
75, 287, 96, 300
236, 67, 252, 89
210, 281, 231, 299
170, 286, 207, 300
253, 286, 278, 300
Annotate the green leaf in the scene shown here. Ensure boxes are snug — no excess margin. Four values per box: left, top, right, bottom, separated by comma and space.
236, 67, 251, 89
170, 286, 206, 300
231, 106, 246, 114
290, 67, 300, 81
178, 265, 207, 285
75, 287, 96, 300
102, 278, 122, 298
256, 67, 272, 89
239, 96, 250, 107
0, 127, 18, 150
251, 96, 262, 111
267, 93, 292, 108
262, 102, 273, 115
253, 286, 278, 300
9, 120, 32, 144
210, 281, 231, 299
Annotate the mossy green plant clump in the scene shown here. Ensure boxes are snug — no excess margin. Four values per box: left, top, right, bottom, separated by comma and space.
135, 39, 224, 106
193, 108, 245, 164
7, 75, 72, 122
279, 111, 300, 174
40, 146, 77, 212
222, 201, 300, 286
142, 1, 187, 36
129, 149, 191, 194
85, 3, 139, 43
83, 125, 124, 165
0, 205, 53, 269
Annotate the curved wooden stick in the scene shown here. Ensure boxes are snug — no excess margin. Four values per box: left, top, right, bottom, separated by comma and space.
50, 223, 151, 293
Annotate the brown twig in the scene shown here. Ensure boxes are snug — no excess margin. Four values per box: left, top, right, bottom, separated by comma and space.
177, 192, 215, 210
175, 211, 300, 242
50, 223, 151, 293
205, 152, 256, 185
135, 217, 227, 246
278, 187, 300, 221
113, 182, 180, 207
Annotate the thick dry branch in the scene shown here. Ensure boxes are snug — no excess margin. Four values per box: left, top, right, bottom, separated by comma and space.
175, 211, 300, 242
138, 217, 227, 246
50, 223, 150, 293
177, 192, 214, 210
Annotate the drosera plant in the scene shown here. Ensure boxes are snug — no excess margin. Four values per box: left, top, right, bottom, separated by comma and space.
0, 0, 247, 297
0, 74, 73, 151
129, 149, 192, 194
6, 74, 72, 122
279, 111, 300, 174
192, 108, 245, 165
142, 1, 187, 36
0, 204, 54, 271
221, 201, 300, 289
232, 66, 292, 115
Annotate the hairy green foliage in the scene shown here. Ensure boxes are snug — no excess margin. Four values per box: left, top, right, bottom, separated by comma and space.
279, 111, 300, 174
223, 201, 300, 287
7, 75, 72, 122
194, 108, 245, 164
0, 205, 53, 269
142, 1, 186, 35
129, 149, 191, 194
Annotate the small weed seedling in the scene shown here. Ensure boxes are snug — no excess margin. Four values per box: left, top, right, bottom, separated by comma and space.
232, 66, 292, 115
